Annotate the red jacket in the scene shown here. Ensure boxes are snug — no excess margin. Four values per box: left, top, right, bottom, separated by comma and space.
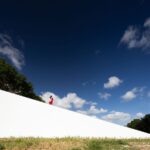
49, 97, 54, 105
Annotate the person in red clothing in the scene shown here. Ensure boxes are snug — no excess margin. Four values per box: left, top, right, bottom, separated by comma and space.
49, 95, 54, 105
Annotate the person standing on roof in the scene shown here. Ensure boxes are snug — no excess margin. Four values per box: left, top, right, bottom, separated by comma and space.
49, 95, 54, 105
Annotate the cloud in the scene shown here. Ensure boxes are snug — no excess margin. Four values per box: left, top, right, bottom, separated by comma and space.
40, 92, 86, 109
98, 92, 111, 100
82, 81, 89, 86
102, 111, 131, 125
136, 112, 145, 119
41, 91, 107, 118
144, 18, 150, 28
86, 101, 97, 106
90, 115, 98, 119
88, 105, 108, 114
121, 91, 136, 101
77, 105, 108, 116
121, 87, 145, 102
76, 110, 88, 115
147, 91, 150, 97
0, 34, 24, 70
120, 17, 150, 51
104, 76, 123, 89
120, 26, 139, 49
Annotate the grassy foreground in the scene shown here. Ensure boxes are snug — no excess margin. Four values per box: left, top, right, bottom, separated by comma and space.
0, 138, 150, 150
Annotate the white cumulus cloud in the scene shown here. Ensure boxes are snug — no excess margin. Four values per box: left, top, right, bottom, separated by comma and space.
120, 17, 150, 51
0, 34, 24, 70
136, 112, 145, 119
41, 92, 108, 120
104, 76, 123, 89
121, 91, 136, 101
98, 92, 111, 100
76, 110, 88, 115
77, 105, 108, 116
102, 111, 131, 125
121, 87, 145, 102
88, 105, 108, 114
40, 92, 86, 109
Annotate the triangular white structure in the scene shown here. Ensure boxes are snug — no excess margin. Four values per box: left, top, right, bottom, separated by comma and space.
0, 90, 150, 138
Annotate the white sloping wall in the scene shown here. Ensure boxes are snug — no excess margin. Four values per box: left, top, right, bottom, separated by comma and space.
0, 90, 150, 138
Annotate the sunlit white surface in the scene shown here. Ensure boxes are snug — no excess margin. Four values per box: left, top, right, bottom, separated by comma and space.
0, 90, 150, 138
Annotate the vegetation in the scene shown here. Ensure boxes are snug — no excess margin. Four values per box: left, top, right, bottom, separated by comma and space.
0, 138, 150, 150
127, 114, 150, 134
0, 58, 43, 102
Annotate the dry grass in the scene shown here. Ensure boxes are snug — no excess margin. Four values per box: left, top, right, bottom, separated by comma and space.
0, 137, 150, 150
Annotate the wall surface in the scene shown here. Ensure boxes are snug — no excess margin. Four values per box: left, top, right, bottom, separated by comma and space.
0, 90, 150, 138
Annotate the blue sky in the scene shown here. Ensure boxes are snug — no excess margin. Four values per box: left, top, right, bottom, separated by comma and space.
0, 0, 150, 125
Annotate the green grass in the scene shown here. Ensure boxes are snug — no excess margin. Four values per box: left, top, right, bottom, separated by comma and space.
0, 138, 150, 150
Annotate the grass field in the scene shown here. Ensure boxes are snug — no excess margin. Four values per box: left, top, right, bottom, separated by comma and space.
0, 138, 150, 150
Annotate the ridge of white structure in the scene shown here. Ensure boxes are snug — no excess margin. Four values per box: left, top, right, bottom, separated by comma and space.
0, 90, 150, 138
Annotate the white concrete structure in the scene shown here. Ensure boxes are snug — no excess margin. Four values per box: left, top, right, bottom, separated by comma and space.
0, 89, 150, 138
